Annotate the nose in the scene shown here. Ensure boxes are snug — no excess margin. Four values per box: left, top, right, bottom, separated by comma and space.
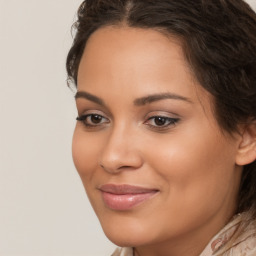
99, 126, 143, 174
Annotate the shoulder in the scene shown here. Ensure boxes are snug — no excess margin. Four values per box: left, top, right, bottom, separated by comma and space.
216, 213, 256, 256
223, 233, 256, 256
201, 213, 256, 256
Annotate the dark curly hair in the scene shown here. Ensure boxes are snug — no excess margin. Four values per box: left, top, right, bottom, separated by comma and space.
66, 0, 256, 217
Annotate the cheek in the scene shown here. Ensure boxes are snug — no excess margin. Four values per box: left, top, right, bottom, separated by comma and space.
136, 132, 238, 239
72, 126, 99, 181
145, 125, 237, 208
72, 126, 106, 212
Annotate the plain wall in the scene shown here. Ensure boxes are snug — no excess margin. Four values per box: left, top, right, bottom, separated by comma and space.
0, 0, 256, 255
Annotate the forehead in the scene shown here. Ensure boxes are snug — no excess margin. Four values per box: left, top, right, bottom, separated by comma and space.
79, 27, 189, 84
80, 26, 186, 67
77, 26, 213, 112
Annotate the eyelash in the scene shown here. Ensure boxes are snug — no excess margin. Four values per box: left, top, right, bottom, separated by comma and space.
144, 116, 180, 130
76, 114, 110, 128
76, 114, 180, 131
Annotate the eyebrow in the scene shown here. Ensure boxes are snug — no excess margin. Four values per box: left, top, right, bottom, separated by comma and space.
75, 91, 105, 106
75, 91, 192, 106
134, 92, 193, 106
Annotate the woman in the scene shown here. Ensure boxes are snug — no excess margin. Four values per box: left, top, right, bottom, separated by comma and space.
66, 0, 256, 255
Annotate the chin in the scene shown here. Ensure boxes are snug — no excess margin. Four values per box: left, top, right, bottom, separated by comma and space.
99, 215, 157, 247
104, 231, 152, 248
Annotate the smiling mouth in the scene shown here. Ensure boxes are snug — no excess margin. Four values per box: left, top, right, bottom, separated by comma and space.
99, 184, 159, 211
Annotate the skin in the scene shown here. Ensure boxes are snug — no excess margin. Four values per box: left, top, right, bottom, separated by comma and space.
73, 26, 244, 256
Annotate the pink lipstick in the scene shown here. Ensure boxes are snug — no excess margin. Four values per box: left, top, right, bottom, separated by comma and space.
99, 184, 159, 211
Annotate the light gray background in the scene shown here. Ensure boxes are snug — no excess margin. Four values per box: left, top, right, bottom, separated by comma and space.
0, 0, 255, 255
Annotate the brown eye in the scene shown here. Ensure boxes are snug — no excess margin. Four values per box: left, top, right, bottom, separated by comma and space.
154, 117, 168, 126
76, 114, 109, 127
90, 114, 103, 124
144, 115, 180, 130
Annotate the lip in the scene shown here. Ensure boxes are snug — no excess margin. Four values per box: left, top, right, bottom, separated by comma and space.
99, 184, 159, 211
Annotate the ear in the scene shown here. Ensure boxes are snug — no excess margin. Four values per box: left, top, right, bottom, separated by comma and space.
236, 121, 256, 166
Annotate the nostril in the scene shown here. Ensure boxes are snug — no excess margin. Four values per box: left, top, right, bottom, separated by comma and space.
118, 165, 134, 170
99, 162, 142, 174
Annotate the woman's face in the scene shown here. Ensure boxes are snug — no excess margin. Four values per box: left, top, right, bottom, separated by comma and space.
73, 26, 242, 254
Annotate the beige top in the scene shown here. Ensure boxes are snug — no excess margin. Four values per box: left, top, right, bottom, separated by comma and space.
111, 214, 256, 256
